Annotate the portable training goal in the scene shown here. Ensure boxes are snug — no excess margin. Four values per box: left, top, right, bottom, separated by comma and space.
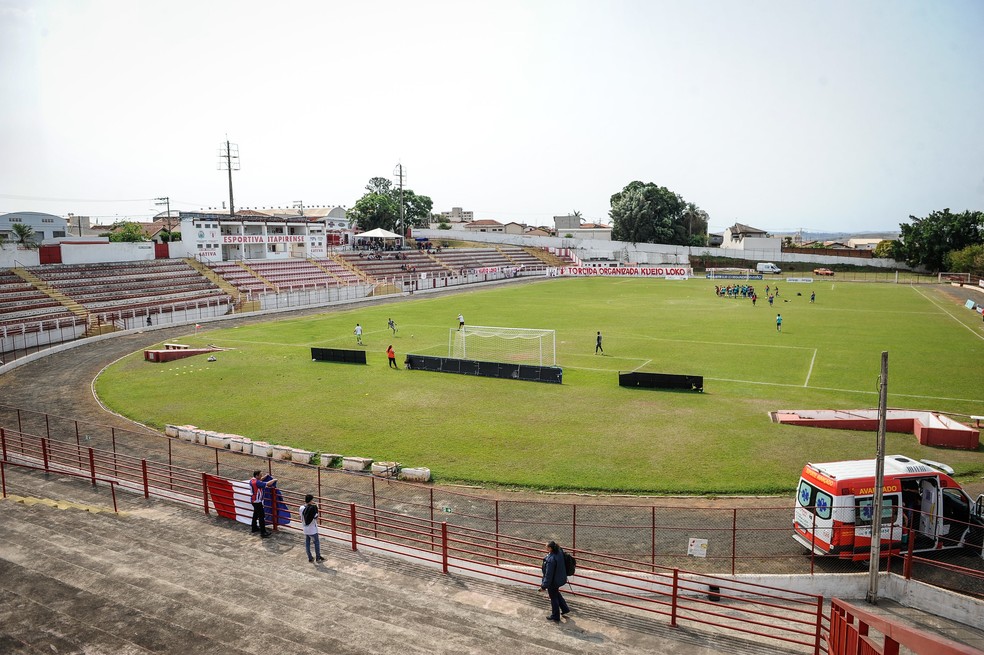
449, 325, 556, 366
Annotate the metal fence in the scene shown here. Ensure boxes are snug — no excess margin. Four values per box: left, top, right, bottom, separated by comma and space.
0, 421, 829, 655
3, 402, 982, 596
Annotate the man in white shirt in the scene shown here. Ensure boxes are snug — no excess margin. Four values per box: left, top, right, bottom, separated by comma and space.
300, 494, 324, 563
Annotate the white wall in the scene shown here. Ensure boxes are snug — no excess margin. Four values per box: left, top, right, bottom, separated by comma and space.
60, 242, 156, 264
412, 229, 909, 270
0, 246, 41, 268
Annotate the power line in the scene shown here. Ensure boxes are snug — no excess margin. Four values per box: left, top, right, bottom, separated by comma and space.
0, 193, 154, 203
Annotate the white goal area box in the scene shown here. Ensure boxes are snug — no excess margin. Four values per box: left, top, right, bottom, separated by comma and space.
449, 326, 556, 367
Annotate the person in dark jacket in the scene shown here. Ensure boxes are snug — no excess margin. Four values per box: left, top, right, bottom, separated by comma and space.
539, 540, 570, 621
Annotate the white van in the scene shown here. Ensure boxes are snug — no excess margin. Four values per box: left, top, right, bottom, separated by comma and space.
756, 262, 782, 274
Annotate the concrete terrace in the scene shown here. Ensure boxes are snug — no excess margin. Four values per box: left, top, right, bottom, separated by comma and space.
1, 464, 806, 655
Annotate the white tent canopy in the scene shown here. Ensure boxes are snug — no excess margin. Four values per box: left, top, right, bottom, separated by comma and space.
357, 228, 402, 239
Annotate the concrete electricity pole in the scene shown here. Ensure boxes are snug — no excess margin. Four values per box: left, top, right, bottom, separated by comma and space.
218, 139, 240, 217
394, 162, 405, 238
155, 197, 171, 231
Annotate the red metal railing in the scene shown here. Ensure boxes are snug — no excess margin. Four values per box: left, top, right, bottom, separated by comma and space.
1, 458, 119, 512
4, 416, 984, 654
3, 425, 827, 654
828, 598, 982, 655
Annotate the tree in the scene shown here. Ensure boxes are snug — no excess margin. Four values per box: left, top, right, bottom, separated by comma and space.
349, 177, 433, 233
11, 223, 38, 249
609, 181, 700, 245
401, 189, 434, 229
108, 222, 149, 242
681, 202, 709, 247
872, 240, 897, 259
349, 192, 399, 233
897, 209, 984, 272
944, 244, 984, 276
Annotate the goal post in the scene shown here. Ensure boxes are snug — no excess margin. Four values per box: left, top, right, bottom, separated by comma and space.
449, 325, 556, 366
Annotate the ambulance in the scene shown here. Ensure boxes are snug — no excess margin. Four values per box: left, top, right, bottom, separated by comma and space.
793, 455, 984, 561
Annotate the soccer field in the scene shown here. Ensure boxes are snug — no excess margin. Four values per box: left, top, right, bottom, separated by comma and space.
95, 277, 984, 494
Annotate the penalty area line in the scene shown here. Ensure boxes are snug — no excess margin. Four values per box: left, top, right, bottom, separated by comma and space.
804, 349, 817, 388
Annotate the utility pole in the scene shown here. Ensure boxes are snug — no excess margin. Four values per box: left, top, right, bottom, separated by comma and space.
866, 351, 889, 605
292, 200, 304, 217
394, 162, 405, 239
155, 197, 171, 232
218, 139, 240, 217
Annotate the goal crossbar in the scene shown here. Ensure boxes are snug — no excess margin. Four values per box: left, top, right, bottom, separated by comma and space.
449, 325, 556, 366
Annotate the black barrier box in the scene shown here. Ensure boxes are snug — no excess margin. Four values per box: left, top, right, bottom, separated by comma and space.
405, 354, 562, 384
311, 347, 368, 365
618, 371, 703, 392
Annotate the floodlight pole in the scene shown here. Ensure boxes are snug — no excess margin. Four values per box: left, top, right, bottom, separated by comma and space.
866, 351, 889, 605
218, 139, 240, 217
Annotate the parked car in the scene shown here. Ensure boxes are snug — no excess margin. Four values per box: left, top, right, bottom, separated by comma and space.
813, 268, 834, 276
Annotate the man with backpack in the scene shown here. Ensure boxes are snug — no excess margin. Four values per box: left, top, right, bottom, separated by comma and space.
539, 540, 571, 622
300, 494, 324, 563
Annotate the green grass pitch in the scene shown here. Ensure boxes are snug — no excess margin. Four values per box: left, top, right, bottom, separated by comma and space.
95, 277, 984, 494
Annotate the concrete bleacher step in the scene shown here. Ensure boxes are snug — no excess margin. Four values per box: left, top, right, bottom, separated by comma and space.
10, 267, 87, 316
0, 497, 624, 654
0, 470, 790, 655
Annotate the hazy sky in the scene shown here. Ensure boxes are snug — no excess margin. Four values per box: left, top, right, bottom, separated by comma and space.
2, 0, 982, 234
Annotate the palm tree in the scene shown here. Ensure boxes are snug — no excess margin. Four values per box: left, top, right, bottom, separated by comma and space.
11, 223, 38, 249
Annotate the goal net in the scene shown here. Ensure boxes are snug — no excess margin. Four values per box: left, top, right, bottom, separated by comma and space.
449, 326, 556, 366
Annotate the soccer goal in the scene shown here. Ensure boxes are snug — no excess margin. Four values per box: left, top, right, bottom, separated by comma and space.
449, 326, 556, 366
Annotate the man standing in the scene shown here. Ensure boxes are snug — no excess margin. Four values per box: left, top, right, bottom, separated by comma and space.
539, 541, 571, 622
300, 494, 324, 563
250, 470, 277, 537
388, 318, 397, 335
776, 314, 783, 332
354, 323, 363, 345
810, 291, 815, 303
387, 345, 398, 369
595, 331, 604, 355
458, 314, 465, 331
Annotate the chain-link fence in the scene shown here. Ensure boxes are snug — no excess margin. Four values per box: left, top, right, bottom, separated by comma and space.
5, 402, 982, 594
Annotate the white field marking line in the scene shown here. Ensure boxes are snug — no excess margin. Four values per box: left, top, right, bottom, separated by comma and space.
804, 349, 818, 388
615, 333, 817, 352
701, 376, 982, 405
632, 359, 653, 372
910, 285, 984, 341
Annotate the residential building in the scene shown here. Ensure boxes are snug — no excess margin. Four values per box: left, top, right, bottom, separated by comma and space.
440, 207, 474, 223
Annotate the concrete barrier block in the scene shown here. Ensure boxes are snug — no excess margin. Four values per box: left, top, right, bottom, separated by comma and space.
372, 462, 401, 478
342, 456, 373, 472
291, 448, 314, 465
271, 445, 292, 461
398, 467, 431, 482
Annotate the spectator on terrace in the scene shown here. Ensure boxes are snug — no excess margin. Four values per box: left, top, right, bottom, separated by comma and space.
300, 494, 324, 563
539, 541, 571, 622
250, 470, 277, 537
